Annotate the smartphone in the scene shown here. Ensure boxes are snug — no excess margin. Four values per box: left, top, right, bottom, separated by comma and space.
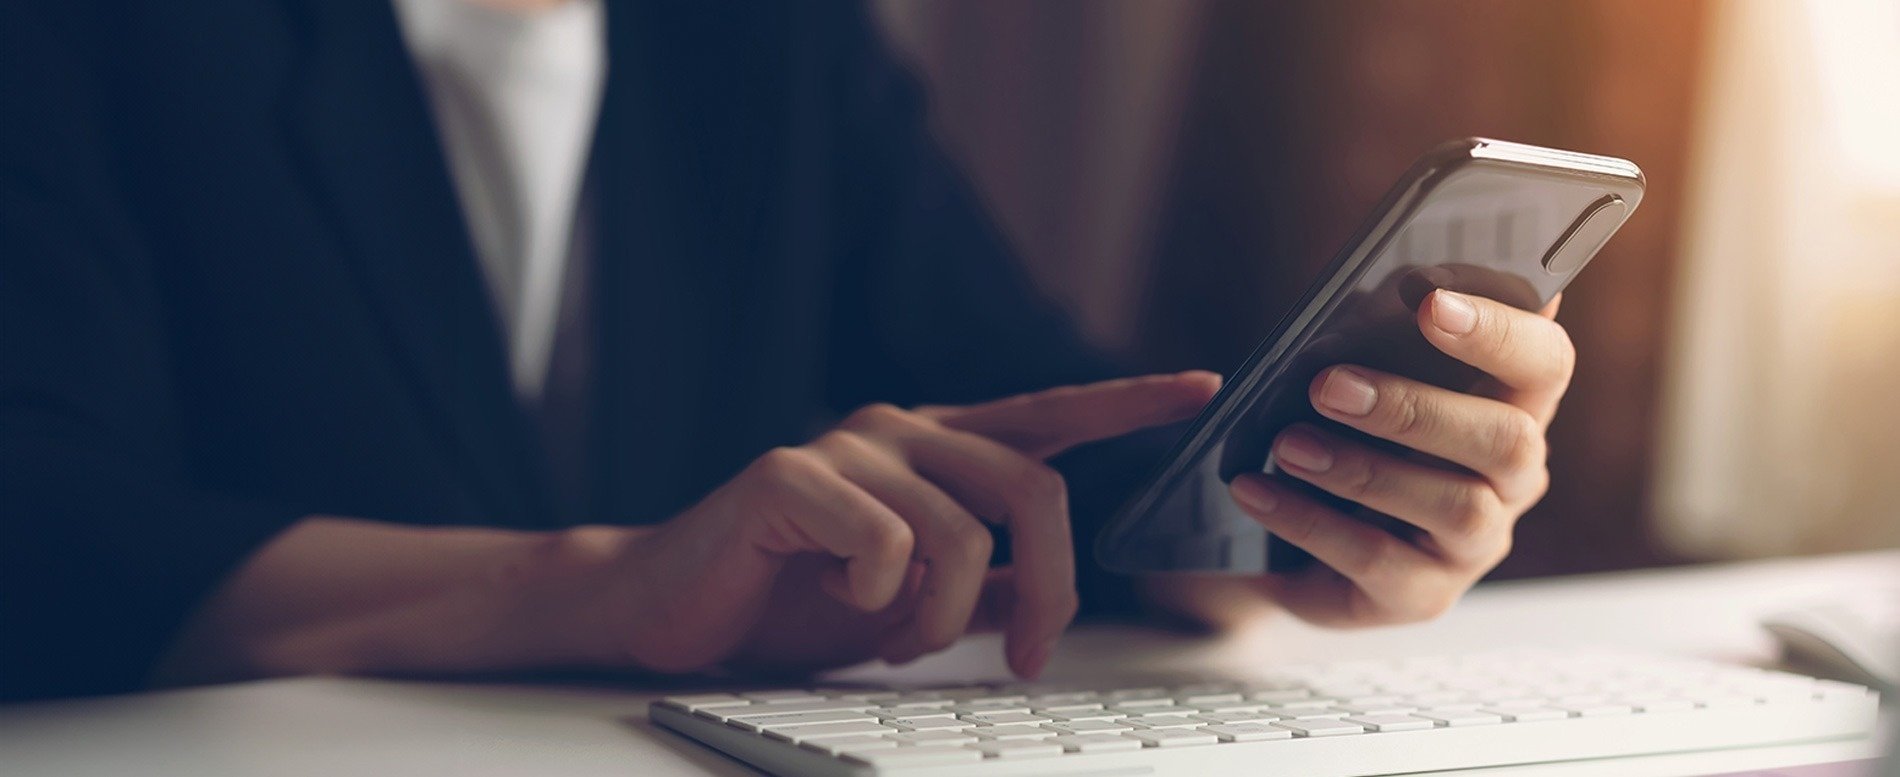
1095, 138, 1643, 574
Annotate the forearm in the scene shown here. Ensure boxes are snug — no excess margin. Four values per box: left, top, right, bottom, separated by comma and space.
151, 516, 635, 686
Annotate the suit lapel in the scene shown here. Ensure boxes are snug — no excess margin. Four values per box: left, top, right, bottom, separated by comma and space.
280, 0, 554, 524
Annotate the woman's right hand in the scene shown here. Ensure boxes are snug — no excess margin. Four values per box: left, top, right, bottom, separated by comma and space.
584, 372, 1220, 679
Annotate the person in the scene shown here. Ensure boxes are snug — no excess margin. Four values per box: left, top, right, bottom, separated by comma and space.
0, 0, 1577, 701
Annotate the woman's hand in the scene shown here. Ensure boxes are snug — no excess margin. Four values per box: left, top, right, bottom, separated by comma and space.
156, 373, 1218, 687
596, 372, 1221, 679
1155, 290, 1574, 629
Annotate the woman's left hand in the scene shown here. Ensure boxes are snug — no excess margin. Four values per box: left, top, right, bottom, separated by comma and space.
1211, 289, 1575, 627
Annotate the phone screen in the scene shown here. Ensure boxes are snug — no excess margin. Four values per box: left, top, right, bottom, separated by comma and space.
1097, 140, 1642, 574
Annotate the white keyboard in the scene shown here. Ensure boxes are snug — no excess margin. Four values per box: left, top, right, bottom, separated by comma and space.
649, 650, 1880, 776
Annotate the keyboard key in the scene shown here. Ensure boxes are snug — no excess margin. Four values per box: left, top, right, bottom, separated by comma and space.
1126, 715, 1203, 729
1268, 699, 1337, 712
762, 720, 893, 743
1338, 701, 1416, 716
657, 693, 749, 712
871, 707, 956, 720
913, 686, 998, 701
730, 710, 874, 731
963, 694, 1029, 705
1030, 702, 1104, 714
1194, 701, 1274, 714
1414, 709, 1503, 727
948, 702, 1032, 716
882, 716, 968, 731
882, 730, 978, 746
1041, 720, 1133, 735
1176, 692, 1244, 705
960, 711, 1048, 726
800, 735, 897, 755
1480, 706, 1569, 722
1172, 682, 1241, 695
970, 725, 1049, 740
1247, 689, 1313, 704
1344, 714, 1435, 732
965, 740, 1064, 759
1108, 695, 1177, 708
1105, 687, 1168, 700
1046, 709, 1124, 722
1048, 733, 1144, 753
1200, 723, 1292, 742
827, 691, 901, 703
1123, 728, 1219, 747
710, 700, 868, 720
881, 697, 954, 709
841, 746, 983, 767
1024, 693, 1101, 709
744, 690, 825, 703
1278, 707, 1351, 720
1191, 711, 1278, 725
1110, 705, 1201, 717
1272, 719, 1366, 737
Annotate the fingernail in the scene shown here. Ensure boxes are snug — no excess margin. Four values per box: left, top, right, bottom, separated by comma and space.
1316, 367, 1377, 417
1275, 429, 1334, 472
1230, 475, 1278, 514
1433, 291, 1478, 335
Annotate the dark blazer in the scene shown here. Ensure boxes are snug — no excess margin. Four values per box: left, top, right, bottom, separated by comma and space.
0, 1, 1155, 700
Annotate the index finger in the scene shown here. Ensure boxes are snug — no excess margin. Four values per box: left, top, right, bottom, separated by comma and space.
923, 371, 1221, 459
1418, 290, 1575, 419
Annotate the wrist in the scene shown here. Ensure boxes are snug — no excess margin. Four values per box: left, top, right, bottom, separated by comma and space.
494, 524, 644, 668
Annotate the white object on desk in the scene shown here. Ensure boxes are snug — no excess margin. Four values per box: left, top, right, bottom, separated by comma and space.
0, 551, 1894, 777
651, 649, 1879, 776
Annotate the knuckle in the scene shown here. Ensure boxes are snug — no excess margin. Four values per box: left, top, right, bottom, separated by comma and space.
945, 519, 995, 564
1334, 451, 1380, 500
871, 518, 916, 561
816, 429, 875, 458
1359, 536, 1411, 587
1012, 462, 1068, 506
1416, 587, 1460, 621
751, 446, 821, 480
1487, 306, 1518, 356
1391, 579, 1460, 624
1284, 503, 1326, 545
1528, 465, 1552, 502
1486, 530, 1516, 569
1493, 411, 1545, 472
1383, 385, 1428, 439
1438, 484, 1495, 542
847, 402, 912, 430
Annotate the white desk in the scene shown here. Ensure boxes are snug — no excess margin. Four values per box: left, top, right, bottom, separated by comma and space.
3, 551, 1895, 777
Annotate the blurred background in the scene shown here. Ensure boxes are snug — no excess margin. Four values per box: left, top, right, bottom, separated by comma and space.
874, 0, 1900, 578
